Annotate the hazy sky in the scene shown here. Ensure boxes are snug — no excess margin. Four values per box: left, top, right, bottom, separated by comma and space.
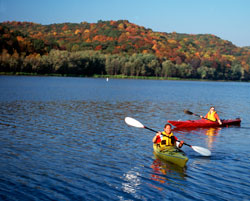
0, 0, 249, 47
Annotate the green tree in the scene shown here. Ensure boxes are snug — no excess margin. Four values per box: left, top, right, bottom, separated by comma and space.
32, 39, 45, 53
197, 66, 216, 79
230, 63, 242, 80
161, 60, 177, 77
176, 63, 196, 78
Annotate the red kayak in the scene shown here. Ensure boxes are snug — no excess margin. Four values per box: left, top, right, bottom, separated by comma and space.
168, 118, 241, 128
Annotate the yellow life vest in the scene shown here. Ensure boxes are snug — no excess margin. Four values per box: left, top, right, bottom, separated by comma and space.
160, 132, 175, 146
207, 111, 217, 121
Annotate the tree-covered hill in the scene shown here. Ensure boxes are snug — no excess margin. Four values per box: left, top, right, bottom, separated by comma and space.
1, 20, 250, 80
0, 25, 59, 55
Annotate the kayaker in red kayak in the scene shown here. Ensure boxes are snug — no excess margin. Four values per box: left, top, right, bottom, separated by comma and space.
152, 123, 184, 148
200, 106, 222, 125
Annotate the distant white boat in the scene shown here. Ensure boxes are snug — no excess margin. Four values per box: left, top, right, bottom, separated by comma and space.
106, 77, 109, 82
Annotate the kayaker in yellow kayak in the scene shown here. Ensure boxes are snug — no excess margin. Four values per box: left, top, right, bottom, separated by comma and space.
152, 123, 184, 148
200, 106, 222, 125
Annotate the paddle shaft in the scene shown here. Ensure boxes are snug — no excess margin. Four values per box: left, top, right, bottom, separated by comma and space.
182, 142, 192, 147
189, 111, 216, 122
144, 126, 157, 133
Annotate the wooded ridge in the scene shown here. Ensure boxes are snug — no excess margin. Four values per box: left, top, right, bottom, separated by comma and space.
1, 20, 250, 80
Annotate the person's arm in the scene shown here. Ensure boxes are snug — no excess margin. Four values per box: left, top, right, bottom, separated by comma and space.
152, 132, 161, 143
173, 136, 184, 148
215, 113, 222, 125
200, 113, 208, 119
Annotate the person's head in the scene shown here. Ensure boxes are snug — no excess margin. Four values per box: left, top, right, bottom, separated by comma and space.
164, 123, 172, 134
210, 106, 215, 112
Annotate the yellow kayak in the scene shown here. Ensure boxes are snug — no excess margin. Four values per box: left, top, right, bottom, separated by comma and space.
153, 144, 188, 167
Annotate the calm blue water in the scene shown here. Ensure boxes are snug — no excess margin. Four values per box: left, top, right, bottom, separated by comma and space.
0, 76, 249, 200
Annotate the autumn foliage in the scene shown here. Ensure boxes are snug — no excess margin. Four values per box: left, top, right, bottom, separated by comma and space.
0, 20, 250, 80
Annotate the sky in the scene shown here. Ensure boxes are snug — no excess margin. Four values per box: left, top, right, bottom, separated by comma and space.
0, 0, 249, 47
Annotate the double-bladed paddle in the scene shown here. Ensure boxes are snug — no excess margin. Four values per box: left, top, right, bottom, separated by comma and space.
184, 109, 216, 122
125, 117, 211, 156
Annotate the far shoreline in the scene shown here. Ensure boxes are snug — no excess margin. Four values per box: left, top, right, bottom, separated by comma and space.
0, 72, 248, 82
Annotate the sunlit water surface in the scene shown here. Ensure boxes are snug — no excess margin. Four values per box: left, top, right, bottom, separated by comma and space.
0, 76, 249, 200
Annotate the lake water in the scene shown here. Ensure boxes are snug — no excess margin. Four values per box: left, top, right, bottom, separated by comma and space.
0, 76, 249, 200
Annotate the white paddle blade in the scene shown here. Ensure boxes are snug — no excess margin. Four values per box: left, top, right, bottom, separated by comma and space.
125, 117, 144, 128
192, 146, 211, 156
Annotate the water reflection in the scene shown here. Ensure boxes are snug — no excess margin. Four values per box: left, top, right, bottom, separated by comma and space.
123, 170, 141, 192
205, 127, 221, 149
122, 167, 142, 199
149, 155, 186, 190
173, 127, 222, 149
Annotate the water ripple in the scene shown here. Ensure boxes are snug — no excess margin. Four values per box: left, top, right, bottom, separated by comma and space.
1, 77, 250, 200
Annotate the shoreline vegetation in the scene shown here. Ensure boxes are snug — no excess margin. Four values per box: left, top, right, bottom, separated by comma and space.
1, 49, 249, 81
1, 72, 248, 82
0, 71, 182, 80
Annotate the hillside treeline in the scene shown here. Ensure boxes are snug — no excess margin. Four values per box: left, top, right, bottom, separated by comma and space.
1, 49, 247, 80
1, 20, 250, 80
